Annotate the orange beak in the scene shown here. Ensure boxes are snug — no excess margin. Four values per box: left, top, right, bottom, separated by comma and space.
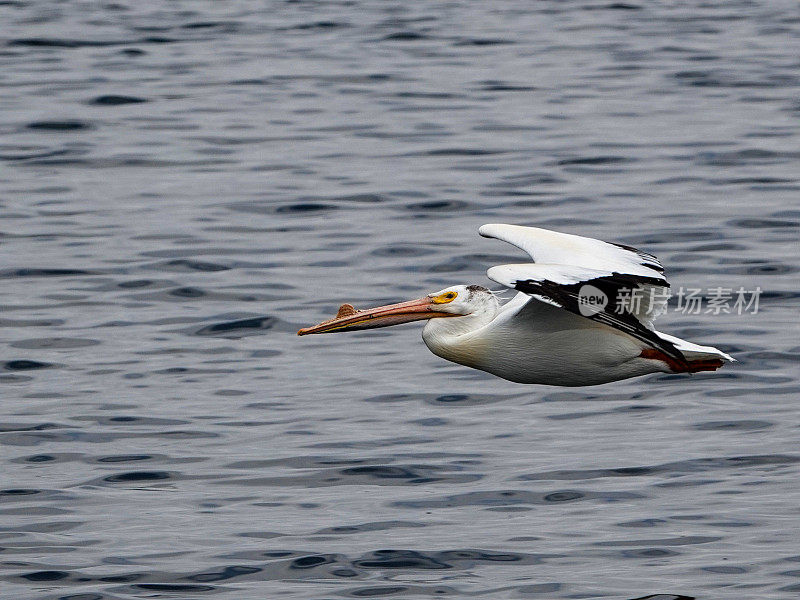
297, 296, 456, 336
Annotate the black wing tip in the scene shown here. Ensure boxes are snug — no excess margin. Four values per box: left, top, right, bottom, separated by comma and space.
609, 241, 665, 274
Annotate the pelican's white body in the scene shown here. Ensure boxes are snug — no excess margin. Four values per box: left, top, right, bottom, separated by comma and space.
422, 290, 662, 386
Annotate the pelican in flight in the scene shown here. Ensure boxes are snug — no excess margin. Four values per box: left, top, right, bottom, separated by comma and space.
298, 224, 733, 386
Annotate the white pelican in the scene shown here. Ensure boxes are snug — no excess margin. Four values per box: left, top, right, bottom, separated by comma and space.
298, 224, 733, 386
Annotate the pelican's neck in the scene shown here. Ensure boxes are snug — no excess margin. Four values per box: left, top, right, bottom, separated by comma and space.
421, 297, 499, 367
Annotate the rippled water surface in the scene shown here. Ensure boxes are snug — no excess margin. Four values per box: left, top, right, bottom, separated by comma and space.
2, 1, 799, 599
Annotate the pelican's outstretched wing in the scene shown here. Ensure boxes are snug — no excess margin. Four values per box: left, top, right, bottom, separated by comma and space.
480, 224, 685, 366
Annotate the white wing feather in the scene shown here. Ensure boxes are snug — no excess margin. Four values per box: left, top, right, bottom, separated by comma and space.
488, 263, 611, 288
479, 223, 664, 281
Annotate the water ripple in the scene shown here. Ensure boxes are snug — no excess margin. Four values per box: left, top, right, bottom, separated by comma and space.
2, 1, 798, 598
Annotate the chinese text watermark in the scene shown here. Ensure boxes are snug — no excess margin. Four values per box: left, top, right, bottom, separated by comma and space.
578, 285, 761, 316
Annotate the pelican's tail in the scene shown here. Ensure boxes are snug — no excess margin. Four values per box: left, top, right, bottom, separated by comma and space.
651, 331, 734, 373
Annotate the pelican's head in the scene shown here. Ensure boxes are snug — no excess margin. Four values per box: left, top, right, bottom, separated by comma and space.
297, 284, 498, 336
424, 284, 499, 318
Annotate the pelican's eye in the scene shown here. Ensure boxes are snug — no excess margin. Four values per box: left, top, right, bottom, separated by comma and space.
431, 291, 458, 304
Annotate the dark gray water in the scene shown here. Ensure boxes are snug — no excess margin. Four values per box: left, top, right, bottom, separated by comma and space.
2, 1, 799, 599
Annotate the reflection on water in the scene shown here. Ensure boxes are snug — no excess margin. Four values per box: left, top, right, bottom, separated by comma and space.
2, 1, 799, 599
